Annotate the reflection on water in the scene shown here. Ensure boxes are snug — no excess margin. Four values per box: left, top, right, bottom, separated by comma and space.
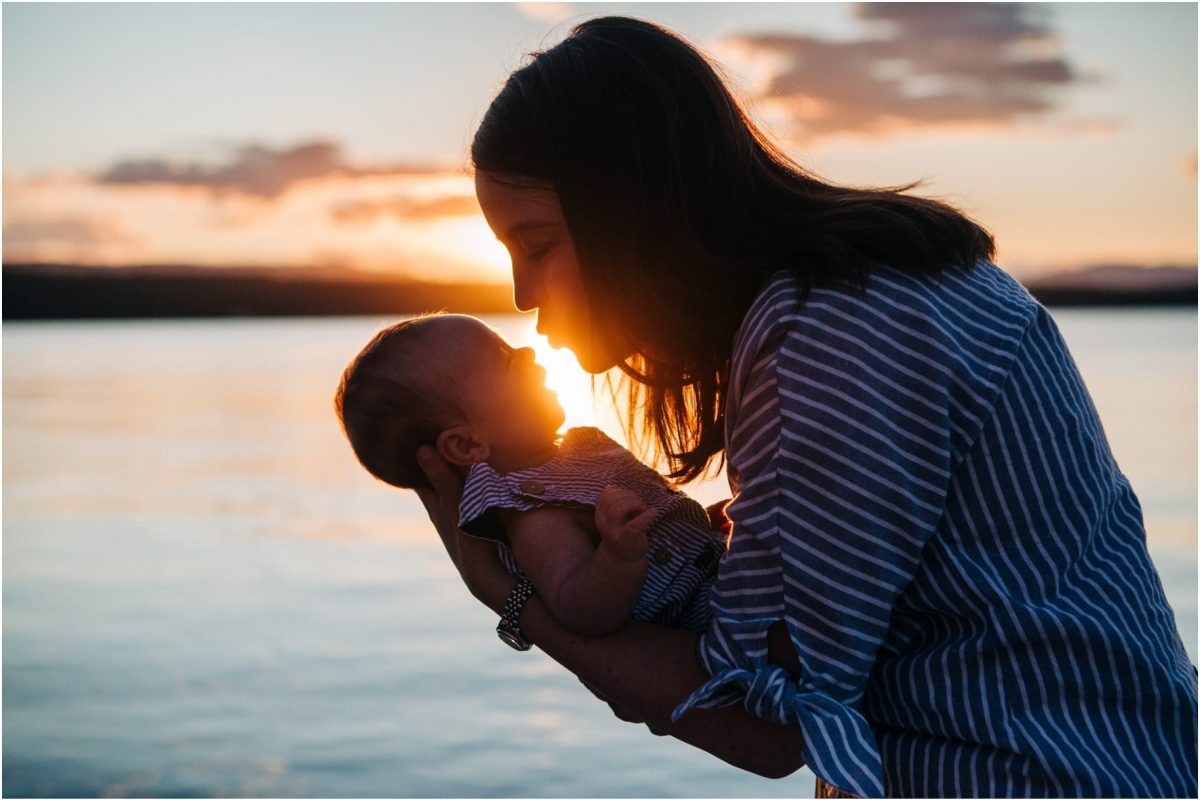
1053, 310, 1198, 529
3, 310, 1195, 797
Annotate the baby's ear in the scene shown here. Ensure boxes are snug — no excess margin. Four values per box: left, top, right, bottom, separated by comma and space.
436, 426, 491, 467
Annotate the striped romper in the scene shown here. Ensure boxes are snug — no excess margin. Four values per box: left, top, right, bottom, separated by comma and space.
672, 262, 1198, 797
458, 426, 726, 631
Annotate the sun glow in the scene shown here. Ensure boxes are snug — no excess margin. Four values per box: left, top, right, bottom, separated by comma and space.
504, 318, 605, 432
428, 216, 512, 281
534, 337, 601, 432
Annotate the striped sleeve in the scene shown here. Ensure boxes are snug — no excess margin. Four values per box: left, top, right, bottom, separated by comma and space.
673, 272, 1026, 797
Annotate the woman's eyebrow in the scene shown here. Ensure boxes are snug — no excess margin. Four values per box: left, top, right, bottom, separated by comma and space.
498, 221, 557, 243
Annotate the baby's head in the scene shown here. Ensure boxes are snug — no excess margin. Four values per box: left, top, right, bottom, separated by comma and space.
335, 313, 565, 490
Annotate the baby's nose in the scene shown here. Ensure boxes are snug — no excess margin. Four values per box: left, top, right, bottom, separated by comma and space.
515, 347, 546, 380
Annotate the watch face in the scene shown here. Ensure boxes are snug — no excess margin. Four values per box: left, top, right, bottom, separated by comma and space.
497, 627, 532, 651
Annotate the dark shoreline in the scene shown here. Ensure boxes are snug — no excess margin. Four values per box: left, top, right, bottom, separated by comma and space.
1021, 288, 1196, 307
2, 263, 1195, 320
1, 265, 516, 320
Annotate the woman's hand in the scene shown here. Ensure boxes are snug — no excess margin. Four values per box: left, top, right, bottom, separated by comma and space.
576, 675, 668, 736
414, 445, 513, 612
415, 448, 804, 777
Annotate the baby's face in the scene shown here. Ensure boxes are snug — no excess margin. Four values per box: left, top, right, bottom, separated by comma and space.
420, 315, 565, 462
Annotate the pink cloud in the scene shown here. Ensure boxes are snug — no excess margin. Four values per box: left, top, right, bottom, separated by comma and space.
330, 194, 480, 224
96, 140, 447, 199
3, 215, 142, 264
515, 2, 574, 24
729, 2, 1105, 141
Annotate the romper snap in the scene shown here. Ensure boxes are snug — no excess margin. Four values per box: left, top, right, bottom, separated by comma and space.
518, 479, 546, 495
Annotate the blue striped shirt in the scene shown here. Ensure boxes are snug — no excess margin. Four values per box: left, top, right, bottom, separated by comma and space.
672, 262, 1197, 797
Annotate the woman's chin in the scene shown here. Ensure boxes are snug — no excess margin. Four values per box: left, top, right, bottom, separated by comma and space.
569, 347, 618, 375
542, 328, 621, 374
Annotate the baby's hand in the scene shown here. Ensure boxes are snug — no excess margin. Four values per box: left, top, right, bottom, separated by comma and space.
595, 485, 655, 565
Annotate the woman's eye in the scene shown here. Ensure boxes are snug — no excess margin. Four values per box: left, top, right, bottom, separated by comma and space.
522, 241, 553, 261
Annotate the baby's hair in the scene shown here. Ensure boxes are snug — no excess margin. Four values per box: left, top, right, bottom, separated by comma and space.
334, 313, 458, 491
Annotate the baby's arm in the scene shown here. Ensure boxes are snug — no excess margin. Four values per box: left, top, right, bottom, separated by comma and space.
504, 488, 654, 636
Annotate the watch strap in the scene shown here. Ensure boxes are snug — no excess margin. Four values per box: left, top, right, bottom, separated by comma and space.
497, 578, 536, 650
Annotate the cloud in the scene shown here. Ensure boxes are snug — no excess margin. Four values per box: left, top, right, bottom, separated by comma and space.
330, 194, 480, 224
515, 2, 574, 24
3, 167, 503, 279
95, 140, 446, 198
3, 215, 141, 263
728, 2, 1101, 141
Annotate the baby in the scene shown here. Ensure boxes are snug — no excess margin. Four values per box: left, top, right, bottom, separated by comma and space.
334, 313, 726, 635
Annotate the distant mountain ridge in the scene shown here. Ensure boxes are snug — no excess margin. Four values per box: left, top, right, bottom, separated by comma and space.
1020, 264, 1195, 306
2, 262, 1195, 320
1024, 264, 1196, 290
1, 263, 515, 320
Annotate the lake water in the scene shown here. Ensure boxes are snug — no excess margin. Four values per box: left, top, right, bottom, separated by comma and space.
3, 309, 1196, 798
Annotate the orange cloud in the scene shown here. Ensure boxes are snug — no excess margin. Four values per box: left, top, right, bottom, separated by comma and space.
96, 140, 447, 199
3, 169, 508, 280
3, 215, 142, 263
515, 2, 574, 24
330, 194, 480, 224
728, 2, 1105, 141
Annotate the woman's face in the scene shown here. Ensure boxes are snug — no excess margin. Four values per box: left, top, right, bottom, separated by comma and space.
475, 171, 625, 374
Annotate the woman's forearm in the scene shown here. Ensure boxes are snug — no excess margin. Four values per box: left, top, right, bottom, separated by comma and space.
518, 597, 807, 779
413, 450, 805, 779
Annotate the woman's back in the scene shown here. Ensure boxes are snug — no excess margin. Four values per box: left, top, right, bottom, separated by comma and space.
681, 261, 1197, 797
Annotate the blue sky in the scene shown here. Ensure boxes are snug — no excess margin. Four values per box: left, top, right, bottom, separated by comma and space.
4, 2, 1196, 279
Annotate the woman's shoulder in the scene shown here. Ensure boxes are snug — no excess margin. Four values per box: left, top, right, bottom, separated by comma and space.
733, 260, 1040, 371
725, 261, 1047, 460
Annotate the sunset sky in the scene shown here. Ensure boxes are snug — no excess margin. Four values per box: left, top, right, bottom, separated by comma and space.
4, 2, 1196, 282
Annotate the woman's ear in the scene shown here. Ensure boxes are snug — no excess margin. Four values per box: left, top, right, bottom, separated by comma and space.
436, 425, 492, 467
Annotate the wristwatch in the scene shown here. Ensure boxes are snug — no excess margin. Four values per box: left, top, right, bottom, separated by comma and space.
496, 578, 536, 651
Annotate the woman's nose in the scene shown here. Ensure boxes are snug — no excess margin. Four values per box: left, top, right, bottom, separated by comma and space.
512, 267, 544, 312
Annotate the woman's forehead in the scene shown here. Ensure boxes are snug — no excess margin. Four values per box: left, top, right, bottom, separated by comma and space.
475, 172, 563, 235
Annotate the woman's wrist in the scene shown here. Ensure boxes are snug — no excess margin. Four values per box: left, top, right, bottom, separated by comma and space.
472, 566, 518, 614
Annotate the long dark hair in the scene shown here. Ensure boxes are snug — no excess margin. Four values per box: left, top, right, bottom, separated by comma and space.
472, 16, 995, 483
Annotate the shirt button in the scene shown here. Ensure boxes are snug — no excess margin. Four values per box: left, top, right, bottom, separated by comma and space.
518, 480, 545, 495
654, 546, 672, 565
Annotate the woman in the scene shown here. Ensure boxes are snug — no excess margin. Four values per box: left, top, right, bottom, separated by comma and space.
416, 17, 1197, 797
